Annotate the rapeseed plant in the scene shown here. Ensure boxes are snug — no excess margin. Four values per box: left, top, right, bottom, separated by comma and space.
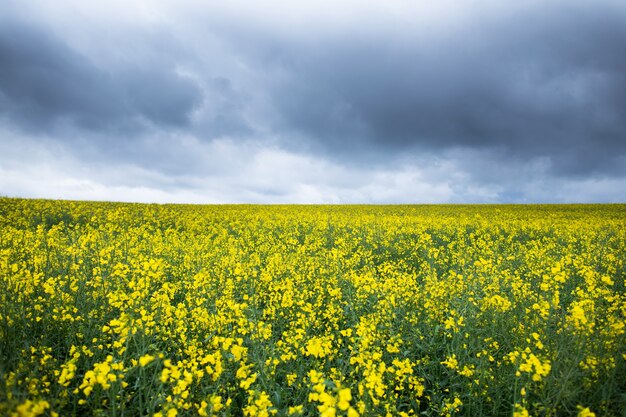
0, 199, 624, 416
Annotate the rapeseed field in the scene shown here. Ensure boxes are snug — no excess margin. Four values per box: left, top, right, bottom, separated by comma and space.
1, 199, 624, 416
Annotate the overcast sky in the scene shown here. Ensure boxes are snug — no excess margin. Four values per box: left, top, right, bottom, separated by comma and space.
1, 0, 625, 203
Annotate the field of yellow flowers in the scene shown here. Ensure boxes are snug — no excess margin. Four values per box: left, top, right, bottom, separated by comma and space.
1, 198, 625, 417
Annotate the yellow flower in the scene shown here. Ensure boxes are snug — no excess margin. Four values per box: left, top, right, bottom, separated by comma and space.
12, 400, 50, 417
58, 361, 77, 387
337, 388, 352, 410
513, 404, 529, 417
347, 408, 360, 417
577, 406, 596, 417
288, 405, 303, 415
286, 373, 297, 386
441, 354, 459, 370
211, 395, 225, 412
139, 354, 155, 367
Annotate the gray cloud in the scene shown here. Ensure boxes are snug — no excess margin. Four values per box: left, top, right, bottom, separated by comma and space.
0, 18, 203, 134
232, 2, 626, 177
0, 0, 625, 203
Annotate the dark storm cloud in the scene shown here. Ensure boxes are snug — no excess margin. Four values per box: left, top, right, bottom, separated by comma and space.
235, 2, 626, 177
3, 1, 625, 178
191, 77, 255, 138
0, 18, 202, 133
1, 0, 625, 203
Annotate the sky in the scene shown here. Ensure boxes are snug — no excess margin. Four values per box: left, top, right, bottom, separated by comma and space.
1, 0, 625, 203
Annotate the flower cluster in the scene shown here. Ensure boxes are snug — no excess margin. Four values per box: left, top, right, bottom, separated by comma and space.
1, 199, 624, 416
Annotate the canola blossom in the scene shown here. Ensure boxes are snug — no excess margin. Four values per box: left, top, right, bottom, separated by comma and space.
0, 199, 625, 416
